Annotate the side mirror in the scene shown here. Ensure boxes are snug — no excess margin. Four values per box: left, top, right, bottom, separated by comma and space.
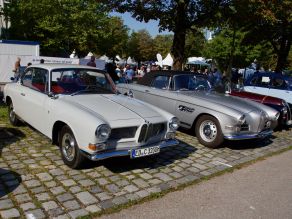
10, 77, 15, 81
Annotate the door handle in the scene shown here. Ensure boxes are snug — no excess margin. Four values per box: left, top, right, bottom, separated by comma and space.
21, 93, 25, 96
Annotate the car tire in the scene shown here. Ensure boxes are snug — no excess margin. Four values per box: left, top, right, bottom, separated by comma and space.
8, 101, 20, 126
59, 125, 85, 169
195, 115, 224, 148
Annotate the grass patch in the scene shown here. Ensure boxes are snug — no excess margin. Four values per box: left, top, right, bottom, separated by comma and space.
85, 145, 292, 219
0, 105, 7, 120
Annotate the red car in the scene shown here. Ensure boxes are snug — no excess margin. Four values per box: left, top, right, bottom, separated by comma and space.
226, 88, 292, 127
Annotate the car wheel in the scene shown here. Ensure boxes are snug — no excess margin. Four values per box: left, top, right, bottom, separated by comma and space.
59, 125, 85, 169
8, 101, 20, 126
195, 115, 224, 148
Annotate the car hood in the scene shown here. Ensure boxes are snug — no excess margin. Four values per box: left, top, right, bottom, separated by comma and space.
179, 91, 262, 114
62, 94, 162, 121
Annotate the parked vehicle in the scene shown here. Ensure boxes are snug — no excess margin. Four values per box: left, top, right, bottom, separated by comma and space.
244, 72, 292, 106
226, 87, 292, 127
117, 71, 279, 148
3, 64, 179, 168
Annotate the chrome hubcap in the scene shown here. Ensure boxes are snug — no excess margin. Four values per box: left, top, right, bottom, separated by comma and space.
199, 120, 217, 142
62, 133, 76, 161
9, 105, 15, 121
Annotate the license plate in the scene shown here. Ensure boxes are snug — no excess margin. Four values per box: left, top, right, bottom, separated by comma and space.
131, 146, 160, 158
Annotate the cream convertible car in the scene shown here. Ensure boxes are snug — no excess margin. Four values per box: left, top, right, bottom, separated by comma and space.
3, 64, 179, 168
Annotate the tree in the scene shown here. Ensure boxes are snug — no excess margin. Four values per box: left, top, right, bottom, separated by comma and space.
184, 29, 206, 60
5, 0, 111, 56
153, 34, 173, 58
98, 16, 129, 61
242, 0, 292, 72
127, 30, 155, 64
109, 0, 229, 70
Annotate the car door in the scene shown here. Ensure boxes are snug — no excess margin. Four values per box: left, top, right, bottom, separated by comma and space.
19, 67, 49, 134
137, 75, 177, 115
244, 74, 271, 96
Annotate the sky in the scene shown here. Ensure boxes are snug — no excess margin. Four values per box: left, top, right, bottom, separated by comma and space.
111, 12, 171, 37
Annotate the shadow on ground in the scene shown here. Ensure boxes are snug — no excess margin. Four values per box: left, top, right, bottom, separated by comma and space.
0, 128, 26, 156
81, 139, 197, 172
224, 136, 275, 150
0, 168, 22, 198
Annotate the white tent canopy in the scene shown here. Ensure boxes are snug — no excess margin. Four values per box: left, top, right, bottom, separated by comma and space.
162, 53, 173, 67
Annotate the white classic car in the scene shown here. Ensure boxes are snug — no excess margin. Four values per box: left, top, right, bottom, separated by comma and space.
3, 64, 179, 168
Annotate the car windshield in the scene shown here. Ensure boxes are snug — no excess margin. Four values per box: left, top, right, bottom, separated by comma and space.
173, 74, 212, 91
50, 68, 115, 95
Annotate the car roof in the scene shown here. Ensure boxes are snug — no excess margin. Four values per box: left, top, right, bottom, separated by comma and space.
28, 63, 104, 72
137, 70, 203, 86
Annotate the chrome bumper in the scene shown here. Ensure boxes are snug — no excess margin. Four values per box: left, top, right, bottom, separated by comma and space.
224, 130, 273, 140
84, 139, 179, 161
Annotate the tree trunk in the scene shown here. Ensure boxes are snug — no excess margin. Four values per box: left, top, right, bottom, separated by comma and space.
227, 28, 236, 78
275, 22, 291, 73
171, 1, 187, 71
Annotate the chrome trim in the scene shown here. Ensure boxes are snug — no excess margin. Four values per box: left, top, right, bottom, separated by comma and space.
85, 139, 179, 161
224, 130, 273, 140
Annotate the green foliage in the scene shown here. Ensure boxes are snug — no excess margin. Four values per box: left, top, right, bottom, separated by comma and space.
127, 30, 155, 62
153, 35, 173, 58
184, 30, 206, 61
5, 0, 111, 56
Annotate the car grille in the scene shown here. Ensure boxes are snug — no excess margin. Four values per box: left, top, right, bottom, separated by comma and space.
240, 122, 249, 131
110, 127, 137, 140
138, 123, 166, 143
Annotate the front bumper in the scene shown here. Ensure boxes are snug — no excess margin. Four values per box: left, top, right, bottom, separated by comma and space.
83, 139, 179, 161
224, 129, 273, 140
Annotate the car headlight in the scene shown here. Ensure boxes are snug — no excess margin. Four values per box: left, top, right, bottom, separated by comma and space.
95, 124, 111, 142
281, 106, 288, 115
169, 117, 179, 131
238, 115, 246, 125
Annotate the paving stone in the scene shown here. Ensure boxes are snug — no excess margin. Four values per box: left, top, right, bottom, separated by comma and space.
78, 179, 95, 187
112, 196, 128, 205
135, 190, 150, 198
42, 201, 58, 211
99, 200, 115, 210
76, 192, 98, 205
89, 186, 103, 194
68, 209, 89, 219
24, 180, 41, 188
85, 205, 101, 213
123, 185, 139, 193
96, 192, 112, 201
48, 208, 65, 217
132, 179, 149, 188
0, 199, 13, 210
20, 202, 36, 211
35, 193, 51, 202
56, 193, 74, 202
97, 178, 110, 185
105, 184, 120, 193
25, 209, 46, 219
36, 173, 53, 182
0, 208, 20, 218
69, 186, 82, 194
62, 200, 81, 210
153, 173, 172, 182
15, 193, 32, 203
60, 179, 76, 187
31, 186, 46, 194
139, 173, 153, 180
50, 186, 66, 195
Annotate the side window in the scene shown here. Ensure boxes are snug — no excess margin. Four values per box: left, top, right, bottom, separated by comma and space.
151, 76, 170, 89
22, 69, 33, 87
31, 68, 48, 93
250, 76, 259, 85
271, 77, 287, 90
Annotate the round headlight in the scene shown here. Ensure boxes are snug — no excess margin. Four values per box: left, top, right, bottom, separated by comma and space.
169, 117, 179, 131
95, 124, 111, 142
238, 115, 246, 125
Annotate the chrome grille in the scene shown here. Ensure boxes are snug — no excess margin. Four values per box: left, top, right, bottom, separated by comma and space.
240, 122, 249, 131
138, 122, 166, 143
110, 127, 137, 140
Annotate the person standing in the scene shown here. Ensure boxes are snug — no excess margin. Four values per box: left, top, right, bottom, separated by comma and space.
87, 56, 96, 67
125, 64, 134, 83
13, 57, 21, 80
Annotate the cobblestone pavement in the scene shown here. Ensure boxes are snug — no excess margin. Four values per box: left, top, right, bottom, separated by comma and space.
0, 116, 292, 219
